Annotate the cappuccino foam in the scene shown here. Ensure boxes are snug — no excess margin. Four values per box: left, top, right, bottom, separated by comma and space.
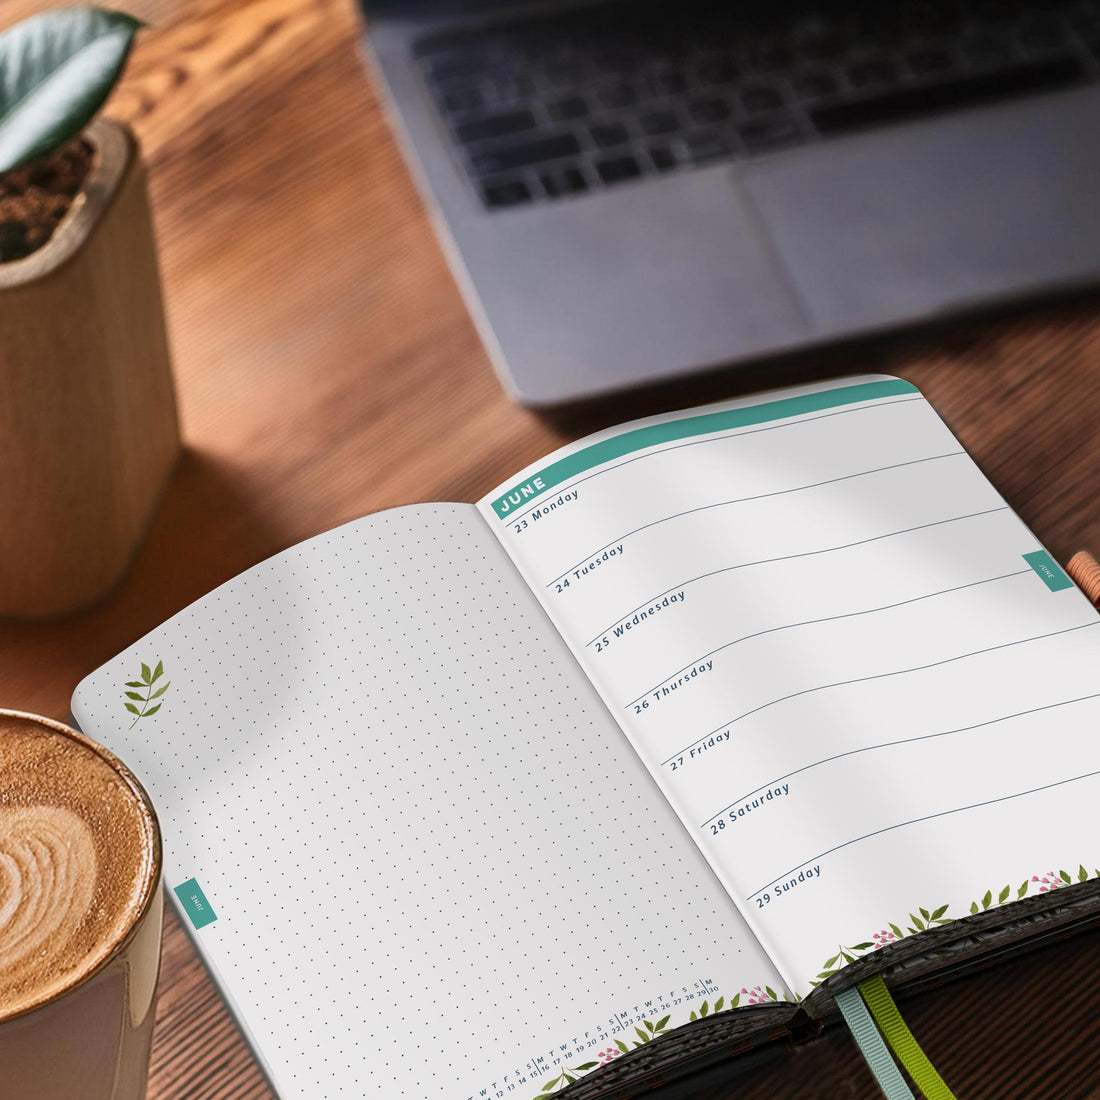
0, 712, 159, 1019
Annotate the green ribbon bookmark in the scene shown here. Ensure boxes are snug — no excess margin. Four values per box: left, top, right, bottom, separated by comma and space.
858, 975, 958, 1100
836, 986, 916, 1100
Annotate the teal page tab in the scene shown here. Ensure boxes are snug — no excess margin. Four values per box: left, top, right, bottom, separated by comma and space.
1024, 550, 1074, 592
174, 877, 218, 929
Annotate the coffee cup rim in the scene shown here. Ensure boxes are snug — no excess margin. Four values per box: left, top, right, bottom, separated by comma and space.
0, 708, 163, 1024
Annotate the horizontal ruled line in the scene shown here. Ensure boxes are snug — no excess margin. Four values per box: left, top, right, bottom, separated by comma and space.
626, 569, 1028, 710
662, 620, 1100, 766
747, 766, 1100, 900
587, 506, 1010, 647
548, 451, 964, 588
701, 691, 1100, 827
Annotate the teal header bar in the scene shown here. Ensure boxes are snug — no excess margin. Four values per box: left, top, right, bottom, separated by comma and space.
1024, 550, 1074, 592
489, 378, 919, 519
174, 878, 218, 929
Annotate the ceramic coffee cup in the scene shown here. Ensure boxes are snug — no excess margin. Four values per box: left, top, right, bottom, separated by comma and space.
0, 709, 163, 1099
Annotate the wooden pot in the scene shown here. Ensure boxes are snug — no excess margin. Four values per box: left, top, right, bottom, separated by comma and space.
0, 118, 180, 618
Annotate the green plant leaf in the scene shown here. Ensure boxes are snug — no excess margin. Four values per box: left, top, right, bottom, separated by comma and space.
699, 1000, 709, 1016
140, 661, 152, 683
125, 690, 144, 700
0, 8, 142, 172
931, 904, 949, 920
635, 1027, 648, 1043
1060, 869, 1072, 884
644, 1020, 654, 1032
851, 942, 874, 950
152, 659, 163, 681
689, 1010, 697, 1021
982, 890, 992, 910
998, 885, 1010, 904
656, 1014, 670, 1030
1080, 865, 1089, 882
1018, 881, 1029, 898
150, 681, 170, 699
125, 680, 144, 687
124, 702, 139, 714
970, 900, 979, 914
575, 1062, 598, 1071
765, 986, 777, 1001
889, 923, 904, 939
713, 998, 724, 1013
730, 992, 740, 1008
615, 1040, 629, 1054
144, 703, 161, 717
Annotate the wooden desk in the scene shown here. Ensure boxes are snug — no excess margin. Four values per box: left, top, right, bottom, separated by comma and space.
1, 0, 1100, 1095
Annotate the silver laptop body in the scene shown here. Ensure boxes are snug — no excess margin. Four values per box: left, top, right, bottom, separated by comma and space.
362, 1, 1100, 406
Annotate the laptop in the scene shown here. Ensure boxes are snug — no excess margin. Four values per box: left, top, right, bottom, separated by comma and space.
360, 0, 1100, 406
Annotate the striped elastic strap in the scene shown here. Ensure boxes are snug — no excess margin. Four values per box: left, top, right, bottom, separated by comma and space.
835, 986, 916, 1100
858, 975, 957, 1100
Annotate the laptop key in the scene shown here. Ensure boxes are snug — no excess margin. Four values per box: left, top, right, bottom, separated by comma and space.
590, 121, 631, 148
696, 57, 740, 86
597, 83, 638, 109
471, 133, 582, 175
440, 86, 484, 114
687, 98, 730, 124
742, 84, 784, 113
792, 72, 838, 100
648, 145, 679, 171
684, 130, 729, 164
740, 117, 801, 152
455, 110, 536, 145
546, 96, 589, 122
541, 166, 588, 198
481, 179, 532, 207
595, 155, 643, 184
639, 110, 679, 136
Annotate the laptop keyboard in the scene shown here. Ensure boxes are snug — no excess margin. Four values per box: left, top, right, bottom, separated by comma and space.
412, 0, 1100, 209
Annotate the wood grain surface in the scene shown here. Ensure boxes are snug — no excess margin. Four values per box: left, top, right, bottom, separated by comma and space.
1, 0, 1099, 1095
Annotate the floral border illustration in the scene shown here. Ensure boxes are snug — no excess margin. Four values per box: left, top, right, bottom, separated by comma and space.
810, 865, 1099, 987
531, 991, 792, 1097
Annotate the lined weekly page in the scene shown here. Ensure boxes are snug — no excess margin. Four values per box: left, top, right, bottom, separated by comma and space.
71, 505, 789, 1100
480, 376, 1100, 996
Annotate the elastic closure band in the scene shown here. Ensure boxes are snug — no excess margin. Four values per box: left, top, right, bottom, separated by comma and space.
835, 986, 915, 1100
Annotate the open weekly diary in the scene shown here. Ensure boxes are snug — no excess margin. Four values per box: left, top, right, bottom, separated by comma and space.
72, 375, 1100, 1099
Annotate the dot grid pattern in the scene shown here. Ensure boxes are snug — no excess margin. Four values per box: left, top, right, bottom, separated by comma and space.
72, 505, 784, 1097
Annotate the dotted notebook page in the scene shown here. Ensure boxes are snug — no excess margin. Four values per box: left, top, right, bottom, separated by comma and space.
71, 505, 787, 1099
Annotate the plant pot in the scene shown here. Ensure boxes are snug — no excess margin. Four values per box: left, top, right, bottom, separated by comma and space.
0, 118, 180, 619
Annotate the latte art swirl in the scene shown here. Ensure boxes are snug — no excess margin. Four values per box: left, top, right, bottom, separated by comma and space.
0, 807, 98, 998
0, 712, 159, 1019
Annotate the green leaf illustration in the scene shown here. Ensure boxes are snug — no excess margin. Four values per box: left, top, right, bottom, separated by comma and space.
1018, 881, 1029, 899
998, 885, 1010, 903
615, 1040, 629, 1054
689, 1010, 697, 1021
635, 1027, 648, 1043
970, 900, 979, 914
851, 942, 874, 950
124, 661, 170, 728
730, 993, 740, 1009
931, 904, 949, 920
1079, 865, 1089, 883
575, 1062, 598, 1071
982, 890, 993, 910
889, 923, 905, 939
656, 1014, 670, 1030
1060, 869, 1072, 884
765, 986, 777, 1001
